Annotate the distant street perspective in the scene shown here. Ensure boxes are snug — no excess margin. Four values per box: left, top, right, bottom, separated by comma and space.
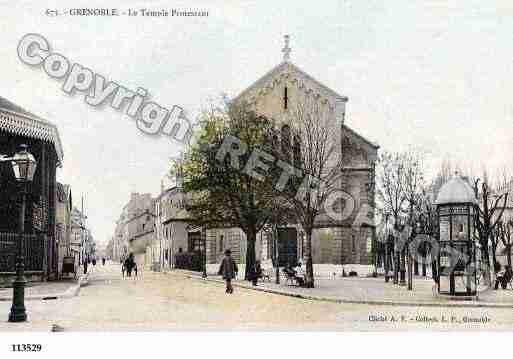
1, 261, 513, 331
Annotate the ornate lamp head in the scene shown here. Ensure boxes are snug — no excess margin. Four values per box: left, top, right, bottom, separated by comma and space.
11, 144, 37, 182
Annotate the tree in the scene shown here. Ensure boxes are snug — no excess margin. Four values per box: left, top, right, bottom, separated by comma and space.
496, 220, 513, 269
276, 94, 343, 288
402, 149, 425, 289
473, 178, 508, 285
376, 151, 409, 284
176, 101, 282, 280
415, 188, 438, 279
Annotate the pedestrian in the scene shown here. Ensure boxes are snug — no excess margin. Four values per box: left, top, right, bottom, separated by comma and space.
83, 258, 88, 274
249, 260, 261, 286
125, 253, 135, 277
124, 257, 131, 277
121, 259, 126, 278
134, 263, 138, 278
102, 257, 106, 266
218, 249, 238, 294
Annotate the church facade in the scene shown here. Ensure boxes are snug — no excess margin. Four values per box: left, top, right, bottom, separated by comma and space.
205, 36, 379, 267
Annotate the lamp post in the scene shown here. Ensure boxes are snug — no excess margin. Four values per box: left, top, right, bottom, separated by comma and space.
274, 225, 280, 284
202, 229, 207, 278
0, 145, 37, 322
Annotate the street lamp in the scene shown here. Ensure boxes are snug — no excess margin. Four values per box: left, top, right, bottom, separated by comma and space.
275, 226, 281, 284
0, 144, 37, 322
202, 229, 207, 278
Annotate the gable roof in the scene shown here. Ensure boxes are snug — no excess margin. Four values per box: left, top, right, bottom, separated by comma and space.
233, 57, 379, 154
343, 124, 379, 149
0, 96, 63, 165
234, 61, 348, 104
155, 186, 179, 201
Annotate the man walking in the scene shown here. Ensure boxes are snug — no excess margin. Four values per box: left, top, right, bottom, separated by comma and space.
121, 260, 126, 278
218, 249, 238, 294
125, 253, 135, 278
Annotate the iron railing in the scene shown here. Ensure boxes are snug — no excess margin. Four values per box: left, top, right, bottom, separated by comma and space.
0, 232, 45, 273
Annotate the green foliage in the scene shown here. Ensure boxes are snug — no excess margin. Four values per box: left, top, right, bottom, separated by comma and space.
175, 101, 288, 279
180, 102, 281, 228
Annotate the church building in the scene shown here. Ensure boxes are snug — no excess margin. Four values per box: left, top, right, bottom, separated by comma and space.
204, 36, 379, 267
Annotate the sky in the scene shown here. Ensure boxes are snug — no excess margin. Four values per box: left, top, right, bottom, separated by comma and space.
1, 0, 513, 244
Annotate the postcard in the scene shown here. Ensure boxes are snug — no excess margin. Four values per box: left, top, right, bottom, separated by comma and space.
1, 1, 512, 356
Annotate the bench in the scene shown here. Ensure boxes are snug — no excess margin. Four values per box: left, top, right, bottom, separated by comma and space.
495, 269, 513, 290
283, 269, 305, 287
259, 269, 271, 282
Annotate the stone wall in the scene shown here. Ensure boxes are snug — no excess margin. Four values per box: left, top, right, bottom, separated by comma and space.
206, 227, 263, 264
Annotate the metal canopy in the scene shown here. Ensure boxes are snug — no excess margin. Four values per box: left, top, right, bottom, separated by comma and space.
0, 96, 63, 165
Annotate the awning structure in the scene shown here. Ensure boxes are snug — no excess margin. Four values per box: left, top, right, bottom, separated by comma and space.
0, 96, 63, 165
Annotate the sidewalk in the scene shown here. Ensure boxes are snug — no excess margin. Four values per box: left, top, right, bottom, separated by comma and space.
0, 273, 89, 301
177, 269, 513, 308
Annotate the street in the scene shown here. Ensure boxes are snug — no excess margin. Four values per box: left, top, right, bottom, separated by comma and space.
0, 263, 512, 331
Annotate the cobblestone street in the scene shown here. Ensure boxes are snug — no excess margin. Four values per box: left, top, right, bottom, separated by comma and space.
0, 263, 511, 331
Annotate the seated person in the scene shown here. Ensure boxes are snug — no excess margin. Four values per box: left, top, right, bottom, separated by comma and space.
255, 261, 263, 278
495, 265, 512, 290
284, 262, 305, 287
283, 263, 296, 276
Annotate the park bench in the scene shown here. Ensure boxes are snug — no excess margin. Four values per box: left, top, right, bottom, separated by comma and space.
495, 267, 513, 290
283, 268, 305, 287
259, 268, 271, 282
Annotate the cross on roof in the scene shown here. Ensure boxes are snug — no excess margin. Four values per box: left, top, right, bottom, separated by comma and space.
282, 34, 291, 62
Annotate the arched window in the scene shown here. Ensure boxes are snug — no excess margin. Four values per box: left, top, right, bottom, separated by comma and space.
272, 132, 280, 154
283, 86, 288, 110
293, 134, 301, 167
281, 124, 291, 160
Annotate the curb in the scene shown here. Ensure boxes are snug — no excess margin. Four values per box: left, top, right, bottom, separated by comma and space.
0, 273, 89, 302
173, 271, 513, 309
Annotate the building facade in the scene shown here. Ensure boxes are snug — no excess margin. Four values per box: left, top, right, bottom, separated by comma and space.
0, 96, 64, 284
154, 184, 190, 270
70, 206, 92, 267
55, 183, 72, 276
205, 37, 379, 266
112, 192, 156, 268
